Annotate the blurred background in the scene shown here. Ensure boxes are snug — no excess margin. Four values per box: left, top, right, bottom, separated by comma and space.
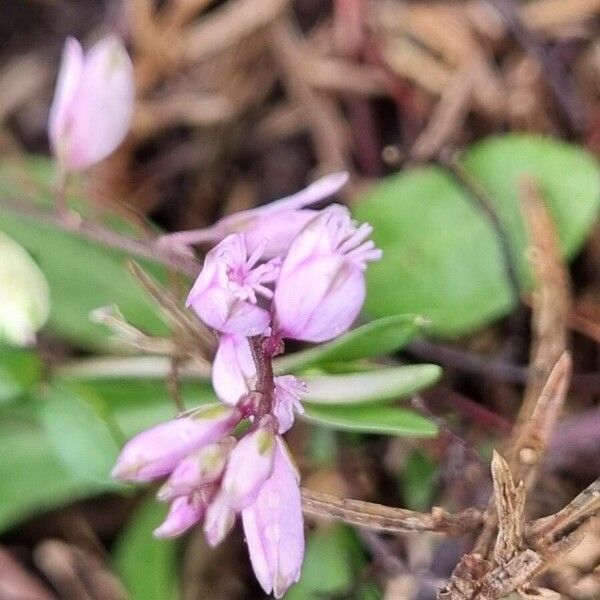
2, 0, 600, 599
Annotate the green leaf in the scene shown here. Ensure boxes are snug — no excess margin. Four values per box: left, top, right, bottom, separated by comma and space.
0, 413, 105, 533
0, 157, 170, 349
356, 134, 600, 336
285, 525, 370, 600
400, 449, 437, 511
302, 404, 438, 437
114, 497, 180, 600
0, 346, 42, 404
37, 382, 122, 486
303, 364, 442, 405
276, 314, 426, 372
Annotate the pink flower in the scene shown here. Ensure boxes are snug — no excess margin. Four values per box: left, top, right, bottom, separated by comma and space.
242, 437, 304, 598
153, 495, 204, 539
221, 424, 277, 510
48, 36, 134, 171
273, 376, 306, 434
111, 405, 241, 482
274, 206, 382, 342
159, 172, 349, 258
203, 492, 236, 547
157, 438, 235, 502
187, 234, 280, 336
211, 334, 256, 405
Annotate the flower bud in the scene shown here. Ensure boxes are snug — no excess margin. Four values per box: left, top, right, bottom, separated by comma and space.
111, 405, 242, 482
48, 36, 134, 171
157, 438, 235, 502
153, 496, 204, 539
242, 437, 304, 598
0, 232, 50, 347
274, 206, 381, 342
203, 492, 236, 547
221, 425, 276, 510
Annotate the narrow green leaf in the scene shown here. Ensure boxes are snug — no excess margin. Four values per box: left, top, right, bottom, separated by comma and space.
114, 497, 180, 600
302, 404, 438, 437
0, 346, 42, 403
303, 364, 442, 405
400, 449, 438, 511
276, 314, 426, 372
37, 382, 122, 486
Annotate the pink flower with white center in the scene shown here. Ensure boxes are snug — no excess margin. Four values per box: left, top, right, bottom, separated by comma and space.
153, 495, 205, 539
187, 234, 280, 336
273, 375, 306, 434
273, 206, 382, 343
111, 405, 241, 482
48, 36, 134, 171
242, 437, 304, 598
159, 172, 349, 259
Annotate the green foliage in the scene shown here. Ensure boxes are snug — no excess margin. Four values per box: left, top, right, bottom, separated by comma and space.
0, 346, 42, 404
0, 157, 169, 349
303, 403, 438, 437
303, 364, 441, 405
114, 497, 180, 600
356, 134, 600, 336
400, 449, 438, 511
276, 314, 426, 372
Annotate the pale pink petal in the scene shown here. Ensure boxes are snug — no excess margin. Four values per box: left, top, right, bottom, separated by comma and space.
273, 376, 306, 434
204, 492, 236, 547
48, 37, 84, 162
111, 406, 241, 482
65, 36, 134, 169
153, 496, 204, 538
242, 437, 304, 598
222, 428, 276, 510
212, 334, 256, 405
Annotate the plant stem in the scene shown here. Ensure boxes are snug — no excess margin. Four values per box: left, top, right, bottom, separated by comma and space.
248, 336, 276, 417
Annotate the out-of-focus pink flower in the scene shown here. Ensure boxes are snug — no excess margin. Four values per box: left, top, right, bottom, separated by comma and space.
157, 438, 235, 502
203, 492, 236, 547
274, 206, 382, 343
221, 425, 276, 510
48, 36, 134, 171
159, 172, 349, 258
242, 437, 304, 599
111, 405, 241, 482
187, 234, 279, 336
211, 334, 256, 405
273, 376, 306, 434
153, 495, 204, 539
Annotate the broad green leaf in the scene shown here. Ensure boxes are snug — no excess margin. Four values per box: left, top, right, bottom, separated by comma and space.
276, 314, 426, 372
400, 449, 437, 511
0, 413, 105, 533
37, 382, 122, 486
285, 525, 367, 600
0, 157, 170, 348
114, 497, 180, 600
303, 364, 441, 405
0, 346, 42, 403
302, 404, 438, 437
356, 134, 600, 336
0, 232, 49, 346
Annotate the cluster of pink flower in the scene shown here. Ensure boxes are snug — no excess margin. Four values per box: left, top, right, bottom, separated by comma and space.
48, 34, 382, 599
112, 174, 381, 596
